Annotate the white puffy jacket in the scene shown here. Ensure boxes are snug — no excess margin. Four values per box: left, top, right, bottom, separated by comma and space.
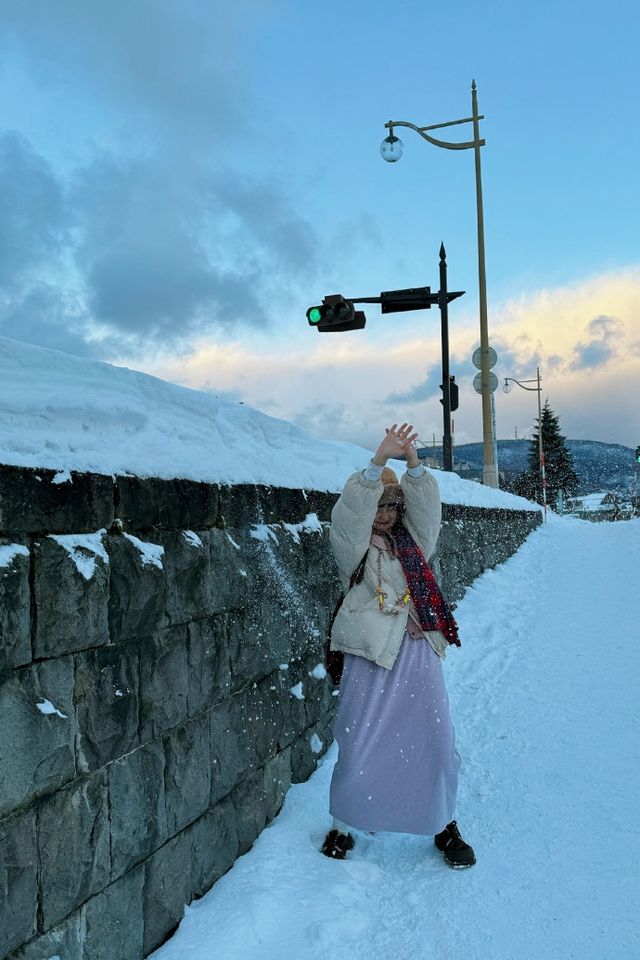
329, 467, 445, 669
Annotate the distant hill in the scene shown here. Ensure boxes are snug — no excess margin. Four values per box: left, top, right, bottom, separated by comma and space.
445, 439, 636, 495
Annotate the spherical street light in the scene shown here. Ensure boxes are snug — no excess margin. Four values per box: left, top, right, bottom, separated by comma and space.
380, 133, 404, 163
503, 379, 512, 393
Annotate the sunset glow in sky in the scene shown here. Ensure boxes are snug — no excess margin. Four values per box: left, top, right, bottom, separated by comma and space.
0, 0, 638, 450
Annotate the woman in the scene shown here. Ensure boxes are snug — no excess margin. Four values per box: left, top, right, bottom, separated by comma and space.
321, 422, 475, 868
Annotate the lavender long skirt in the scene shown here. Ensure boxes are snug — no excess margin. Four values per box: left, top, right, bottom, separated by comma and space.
329, 632, 461, 835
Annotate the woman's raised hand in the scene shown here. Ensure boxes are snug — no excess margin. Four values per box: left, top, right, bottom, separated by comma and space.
372, 423, 419, 466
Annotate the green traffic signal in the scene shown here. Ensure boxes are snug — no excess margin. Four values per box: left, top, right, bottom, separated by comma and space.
306, 295, 366, 331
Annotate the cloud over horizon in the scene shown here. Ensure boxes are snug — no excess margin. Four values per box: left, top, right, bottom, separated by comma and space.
142, 266, 640, 449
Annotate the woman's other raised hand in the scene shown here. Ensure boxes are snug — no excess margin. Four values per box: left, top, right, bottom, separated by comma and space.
372, 423, 419, 467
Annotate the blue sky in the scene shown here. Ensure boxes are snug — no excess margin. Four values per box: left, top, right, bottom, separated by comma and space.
0, 0, 638, 452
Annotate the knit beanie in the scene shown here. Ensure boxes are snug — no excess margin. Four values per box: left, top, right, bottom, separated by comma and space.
378, 467, 404, 507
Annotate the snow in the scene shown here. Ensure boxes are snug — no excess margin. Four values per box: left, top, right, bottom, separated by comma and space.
309, 664, 327, 680
48, 530, 108, 580
310, 734, 324, 754
152, 516, 640, 960
122, 533, 165, 569
183, 530, 204, 549
283, 513, 326, 544
570, 492, 610, 512
35, 699, 68, 719
249, 524, 279, 544
51, 469, 72, 484
289, 682, 305, 701
0, 336, 538, 510
0, 543, 30, 568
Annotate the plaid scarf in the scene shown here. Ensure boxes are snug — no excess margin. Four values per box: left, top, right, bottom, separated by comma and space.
392, 523, 460, 647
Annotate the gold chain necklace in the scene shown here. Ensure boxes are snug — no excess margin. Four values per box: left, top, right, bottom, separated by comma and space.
376, 547, 410, 613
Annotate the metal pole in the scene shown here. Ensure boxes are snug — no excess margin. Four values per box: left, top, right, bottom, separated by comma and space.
439, 243, 453, 471
537, 366, 547, 521
491, 392, 498, 474
472, 81, 498, 488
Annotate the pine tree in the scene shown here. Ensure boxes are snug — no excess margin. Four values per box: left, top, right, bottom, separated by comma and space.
527, 401, 579, 507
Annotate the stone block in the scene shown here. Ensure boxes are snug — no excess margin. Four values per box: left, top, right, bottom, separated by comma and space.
0, 809, 37, 957
217, 483, 262, 529
262, 748, 291, 822
263, 486, 318, 525
229, 770, 269, 856
303, 664, 335, 731
267, 487, 306, 524
74, 643, 139, 772
439, 518, 467, 558
106, 533, 167, 642
273, 665, 308, 750
190, 797, 239, 899
143, 831, 193, 956
304, 489, 337, 523
242, 680, 283, 767
480, 538, 505, 571
8, 913, 82, 960
38, 771, 110, 929
156, 529, 213, 626
302, 527, 338, 586
186, 616, 231, 716
164, 713, 211, 837
209, 699, 250, 805
108, 740, 167, 880
82, 866, 144, 960
291, 716, 333, 784
0, 658, 76, 819
227, 604, 292, 691
33, 536, 110, 658
115, 475, 218, 531
0, 466, 114, 536
208, 527, 250, 614
438, 552, 466, 605
0, 544, 31, 676
287, 607, 326, 664
139, 624, 189, 742
290, 732, 317, 784
264, 526, 307, 581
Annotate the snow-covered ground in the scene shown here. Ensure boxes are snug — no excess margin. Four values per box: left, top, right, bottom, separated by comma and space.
0, 336, 537, 510
153, 515, 640, 960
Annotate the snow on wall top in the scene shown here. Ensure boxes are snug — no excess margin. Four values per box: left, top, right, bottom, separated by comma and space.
0, 336, 539, 511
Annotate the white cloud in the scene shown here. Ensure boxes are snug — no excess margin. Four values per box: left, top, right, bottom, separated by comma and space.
139, 266, 640, 449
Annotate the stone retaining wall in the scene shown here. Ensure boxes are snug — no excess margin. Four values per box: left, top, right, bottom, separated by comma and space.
0, 465, 541, 959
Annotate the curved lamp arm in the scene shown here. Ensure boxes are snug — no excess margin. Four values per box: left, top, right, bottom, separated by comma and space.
384, 119, 484, 152
503, 376, 540, 393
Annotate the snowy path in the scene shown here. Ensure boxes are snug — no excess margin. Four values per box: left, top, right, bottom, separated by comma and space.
153, 517, 640, 960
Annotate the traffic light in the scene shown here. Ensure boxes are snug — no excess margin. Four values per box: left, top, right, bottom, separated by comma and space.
439, 375, 459, 412
635, 446, 640, 463
306, 295, 366, 332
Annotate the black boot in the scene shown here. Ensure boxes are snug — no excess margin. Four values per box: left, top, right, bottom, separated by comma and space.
321, 829, 355, 860
434, 821, 476, 868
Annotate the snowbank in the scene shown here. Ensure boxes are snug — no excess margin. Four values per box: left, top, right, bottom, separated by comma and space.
0, 336, 538, 510
152, 516, 640, 960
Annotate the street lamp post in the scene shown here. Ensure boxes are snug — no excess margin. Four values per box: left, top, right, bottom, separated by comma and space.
380, 81, 498, 488
503, 366, 547, 520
